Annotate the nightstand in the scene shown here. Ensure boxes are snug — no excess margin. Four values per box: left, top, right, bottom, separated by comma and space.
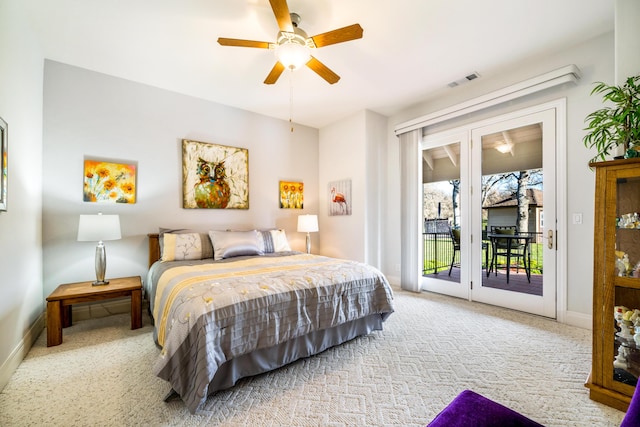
46, 276, 142, 347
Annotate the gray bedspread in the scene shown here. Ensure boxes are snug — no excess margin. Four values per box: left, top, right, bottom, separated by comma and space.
149, 253, 394, 414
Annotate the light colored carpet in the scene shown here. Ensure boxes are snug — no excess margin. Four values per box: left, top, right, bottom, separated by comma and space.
0, 289, 626, 426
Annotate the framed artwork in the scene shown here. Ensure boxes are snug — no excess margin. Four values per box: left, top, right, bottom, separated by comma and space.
329, 179, 352, 216
0, 116, 6, 211
83, 160, 137, 203
279, 181, 303, 209
182, 139, 249, 209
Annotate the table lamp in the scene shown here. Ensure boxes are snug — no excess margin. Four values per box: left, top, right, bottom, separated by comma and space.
297, 214, 318, 254
77, 213, 121, 285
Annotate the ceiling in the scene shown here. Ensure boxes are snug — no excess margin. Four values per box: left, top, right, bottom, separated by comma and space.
23, 0, 614, 129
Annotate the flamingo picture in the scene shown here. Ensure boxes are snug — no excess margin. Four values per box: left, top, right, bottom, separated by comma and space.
329, 180, 351, 216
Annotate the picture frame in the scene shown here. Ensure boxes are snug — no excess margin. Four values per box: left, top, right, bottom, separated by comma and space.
328, 179, 352, 216
279, 181, 304, 209
182, 139, 249, 209
83, 159, 137, 203
0, 116, 7, 211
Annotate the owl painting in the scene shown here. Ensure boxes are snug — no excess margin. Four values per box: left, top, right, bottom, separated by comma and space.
182, 140, 249, 209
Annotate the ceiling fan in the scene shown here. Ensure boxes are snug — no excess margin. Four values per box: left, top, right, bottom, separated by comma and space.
217, 0, 363, 85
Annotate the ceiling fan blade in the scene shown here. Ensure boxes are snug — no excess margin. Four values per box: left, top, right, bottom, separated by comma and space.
264, 62, 286, 85
306, 56, 340, 84
268, 0, 293, 33
310, 24, 363, 48
217, 38, 271, 49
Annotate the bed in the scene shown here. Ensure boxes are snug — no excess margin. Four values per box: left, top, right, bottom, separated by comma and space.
145, 230, 394, 414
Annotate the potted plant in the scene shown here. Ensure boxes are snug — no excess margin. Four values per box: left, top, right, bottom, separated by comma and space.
583, 74, 640, 162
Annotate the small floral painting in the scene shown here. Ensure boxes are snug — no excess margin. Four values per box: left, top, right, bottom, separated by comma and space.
279, 181, 303, 209
83, 160, 137, 203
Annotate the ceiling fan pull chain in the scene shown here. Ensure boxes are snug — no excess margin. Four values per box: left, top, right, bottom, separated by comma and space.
289, 70, 294, 132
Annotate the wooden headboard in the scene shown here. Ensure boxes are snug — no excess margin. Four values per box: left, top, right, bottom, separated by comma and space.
148, 233, 160, 268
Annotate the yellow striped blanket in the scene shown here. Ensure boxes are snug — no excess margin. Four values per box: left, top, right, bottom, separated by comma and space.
149, 253, 394, 413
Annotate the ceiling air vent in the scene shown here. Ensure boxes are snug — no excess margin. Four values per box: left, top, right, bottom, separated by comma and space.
448, 71, 481, 88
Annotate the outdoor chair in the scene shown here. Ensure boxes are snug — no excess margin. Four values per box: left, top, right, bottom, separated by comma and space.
488, 225, 531, 283
448, 228, 461, 276
447, 228, 489, 276
482, 229, 489, 271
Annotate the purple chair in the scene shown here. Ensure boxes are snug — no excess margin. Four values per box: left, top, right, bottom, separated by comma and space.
429, 387, 640, 427
621, 384, 640, 427
427, 390, 543, 427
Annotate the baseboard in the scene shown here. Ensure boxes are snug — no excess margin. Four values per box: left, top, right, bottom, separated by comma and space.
563, 309, 592, 330
386, 274, 401, 287
0, 311, 45, 392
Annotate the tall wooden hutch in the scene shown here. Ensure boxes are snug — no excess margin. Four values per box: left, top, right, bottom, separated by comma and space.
586, 158, 640, 411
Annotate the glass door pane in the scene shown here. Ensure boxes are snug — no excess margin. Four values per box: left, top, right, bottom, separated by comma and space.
470, 108, 556, 318
479, 124, 543, 293
421, 133, 469, 299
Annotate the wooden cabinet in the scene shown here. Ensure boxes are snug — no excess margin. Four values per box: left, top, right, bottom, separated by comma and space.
586, 158, 640, 411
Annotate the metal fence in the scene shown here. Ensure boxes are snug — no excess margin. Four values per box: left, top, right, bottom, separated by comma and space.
422, 224, 543, 276
422, 232, 456, 275
422, 219, 454, 275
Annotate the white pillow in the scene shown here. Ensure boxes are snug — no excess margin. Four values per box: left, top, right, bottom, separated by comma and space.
257, 229, 292, 253
158, 228, 214, 260
270, 229, 291, 252
161, 233, 204, 262
208, 230, 264, 260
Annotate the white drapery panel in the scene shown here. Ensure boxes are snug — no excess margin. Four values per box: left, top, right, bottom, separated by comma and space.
399, 129, 422, 292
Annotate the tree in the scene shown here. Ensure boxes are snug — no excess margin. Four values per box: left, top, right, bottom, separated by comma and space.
481, 168, 541, 233
515, 170, 530, 233
481, 174, 509, 207
450, 179, 460, 227
422, 185, 452, 219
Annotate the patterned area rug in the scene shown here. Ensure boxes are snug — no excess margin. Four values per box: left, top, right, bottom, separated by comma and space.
0, 289, 625, 426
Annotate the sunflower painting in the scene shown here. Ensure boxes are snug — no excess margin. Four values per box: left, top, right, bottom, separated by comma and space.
279, 181, 303, 209
83, 160, 137, 203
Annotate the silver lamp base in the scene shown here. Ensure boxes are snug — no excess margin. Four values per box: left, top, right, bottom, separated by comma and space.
305, 233, 311, 254
93, 241, 109, 286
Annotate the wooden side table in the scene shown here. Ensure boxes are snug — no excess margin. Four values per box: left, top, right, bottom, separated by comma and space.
46, 276, 142, 347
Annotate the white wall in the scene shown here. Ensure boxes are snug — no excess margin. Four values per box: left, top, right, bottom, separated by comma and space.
384, 32, 615, 323
42, 61, 319, 298
319, 112, 366, 261
615, 0, 640, 83
318, 110, 387, 267
0, 0, 44, 389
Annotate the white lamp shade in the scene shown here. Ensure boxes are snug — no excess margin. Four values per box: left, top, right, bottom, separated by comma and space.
77, 214, 122, 242
297, 215, 319, 233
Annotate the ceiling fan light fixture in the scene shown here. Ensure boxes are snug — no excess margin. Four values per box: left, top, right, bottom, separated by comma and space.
495, 142, 513, 155
275, 32, 311, 70
218, 3, 362, 85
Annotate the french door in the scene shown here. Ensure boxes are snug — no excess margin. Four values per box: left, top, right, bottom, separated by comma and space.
421, 103, 560, 318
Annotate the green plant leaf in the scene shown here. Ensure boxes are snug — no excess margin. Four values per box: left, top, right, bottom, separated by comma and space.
583, 74, 640, 162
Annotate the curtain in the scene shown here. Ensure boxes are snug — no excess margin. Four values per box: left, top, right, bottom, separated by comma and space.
399, 129, 422, 292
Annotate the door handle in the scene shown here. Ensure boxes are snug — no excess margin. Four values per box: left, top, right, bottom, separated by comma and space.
547, 229, 553, 249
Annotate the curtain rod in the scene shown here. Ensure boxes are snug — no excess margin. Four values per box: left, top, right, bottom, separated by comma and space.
394, 64, 581, 136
